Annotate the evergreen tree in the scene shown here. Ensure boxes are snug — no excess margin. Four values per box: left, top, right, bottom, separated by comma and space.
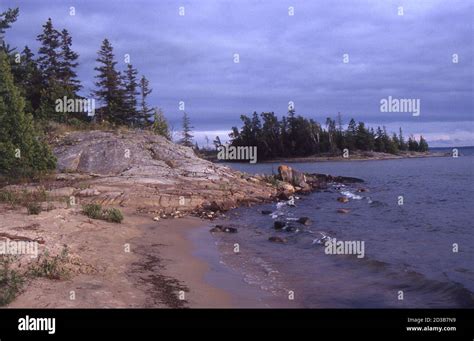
58, 29, 81, 96
122, 64, 139, 125
408, 135, 419, 151
0, 50, 56, 177
139, 75, 153, 126
355, 122, 372, 151
418, 135, 429, 152
151, 108, 170, 139
36, 18, 64, 121
179, 112, 194, 147
346, 118, 357, 150
13, 46, 42, 114
213, 135, 222, 149
93, 38, 125, 123
0, 8, 19, 51
398, 127, 407, 151
374, 126, 385, 152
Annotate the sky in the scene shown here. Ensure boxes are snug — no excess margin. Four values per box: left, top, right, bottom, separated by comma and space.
2, 0, 473, 147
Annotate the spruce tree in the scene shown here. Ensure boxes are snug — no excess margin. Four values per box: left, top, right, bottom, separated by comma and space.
398, 127, 407, 151
151, 108, 170, 139
36, 18, 64, 121
12, 46, 42, 114
59, 29, 81, 96
0, 8, 19, 51
179, 112, 194, 147
139, 75, 153, 126
123, 64, 139, 125
418, 136, 429, 152
93, 39, 124, 123
0, 50, 56, 178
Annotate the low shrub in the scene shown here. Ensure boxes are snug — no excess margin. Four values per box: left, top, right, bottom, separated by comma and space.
0, 256, 25, 306
29, 246, 70, 280
82, 203, 123, 223
103, 208, 123, 223
82, 203, 103, 219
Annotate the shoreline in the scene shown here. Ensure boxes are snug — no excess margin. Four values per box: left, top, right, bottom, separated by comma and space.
209, 151, 449, 164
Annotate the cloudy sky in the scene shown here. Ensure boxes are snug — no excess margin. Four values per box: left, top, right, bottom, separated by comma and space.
3, 0, 473, 146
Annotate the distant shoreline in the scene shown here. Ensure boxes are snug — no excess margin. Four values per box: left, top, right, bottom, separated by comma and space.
260, 151, 449, 163
207, 150, 450, 164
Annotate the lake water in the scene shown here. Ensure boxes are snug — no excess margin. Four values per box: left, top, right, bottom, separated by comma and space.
215, 148, 474, 308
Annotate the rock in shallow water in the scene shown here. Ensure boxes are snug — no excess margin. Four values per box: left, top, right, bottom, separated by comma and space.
274, 221, 286, 230
297, 217, 312, 225
268, 236, 287, 243
210, 225, 238, 233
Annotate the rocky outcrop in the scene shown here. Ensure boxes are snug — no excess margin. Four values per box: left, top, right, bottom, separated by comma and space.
278, 165, 307, 187
50, 130, 277, 214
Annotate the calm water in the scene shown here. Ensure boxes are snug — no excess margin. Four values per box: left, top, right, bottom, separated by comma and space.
216, 148, 474, 308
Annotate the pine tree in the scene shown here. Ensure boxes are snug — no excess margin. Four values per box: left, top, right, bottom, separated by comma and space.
12, 46, 42, 114
59, 29, 81, 96
374, 126, 385, 152
213, 135, 222, 149
0, 50, 56, 177
179, 112, 194, 147
345, 118, 357, 150
151, 108, 170, 139
93, 39, 124, 123
0, 8, 19, 51
418, 135, 429, 152
398, 127, 406, 151
36, 18, 64, 121
139, 75, 153, 126
37, 19, 61, 84
408, 136, 419, 151
122, 64, 139, 126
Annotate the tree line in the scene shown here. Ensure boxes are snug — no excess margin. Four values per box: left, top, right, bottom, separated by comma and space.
1, 8, 184, 178
227, 111, 429, 160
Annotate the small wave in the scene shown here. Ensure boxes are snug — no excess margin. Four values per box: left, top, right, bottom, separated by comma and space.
341, 190, 363, 200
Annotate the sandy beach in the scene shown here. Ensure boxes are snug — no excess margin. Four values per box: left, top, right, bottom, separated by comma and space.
3, 207, 232, 308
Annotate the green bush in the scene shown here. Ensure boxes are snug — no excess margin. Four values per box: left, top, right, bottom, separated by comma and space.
103, 208, 123, 223
26, 201, 42, 215
82, 203, 103, 219
0, 256, 25, 306
82, 203, 123, 223
29, 246, 70, 280
0, 51, 57, 179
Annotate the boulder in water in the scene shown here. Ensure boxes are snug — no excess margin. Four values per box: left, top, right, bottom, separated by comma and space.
274, 221, 286, 230
297, 217, 312, 225
268, 236, 287, 243
278, 165, 307, 187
